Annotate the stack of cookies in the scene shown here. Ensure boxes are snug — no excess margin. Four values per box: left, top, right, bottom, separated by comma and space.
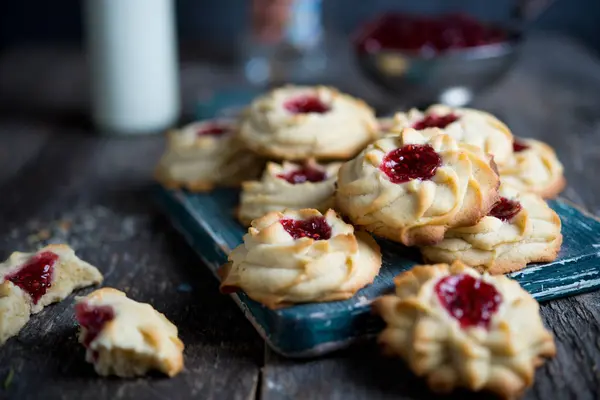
155, 85, 565, 279
155, 85, 564, 397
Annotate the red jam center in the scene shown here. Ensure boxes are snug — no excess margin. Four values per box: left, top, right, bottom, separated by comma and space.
435, 274, 502, 329
75, 302, 115, 347
197, 123, 229, 137
280, 216, 332, 240
277, 166, 327, 184
513, 139, 529, 152
284, 96, 330, 114
354, 13, 507, 55
489, 197, 523, 222
380, 144, 442, 184
412, 113, 459, 130
5, 251, 59, 304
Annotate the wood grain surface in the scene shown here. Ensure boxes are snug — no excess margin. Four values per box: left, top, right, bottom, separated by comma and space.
0, 33, 600, 399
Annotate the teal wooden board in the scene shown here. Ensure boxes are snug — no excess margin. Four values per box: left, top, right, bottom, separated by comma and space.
155, 186, 600, 357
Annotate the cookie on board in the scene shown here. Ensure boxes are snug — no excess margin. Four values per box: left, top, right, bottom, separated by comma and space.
237, 159, 341, 226
220, 209, 382, 309
420, 184, 562, 274
336, 128, 500, 246
239, 85, 378, 160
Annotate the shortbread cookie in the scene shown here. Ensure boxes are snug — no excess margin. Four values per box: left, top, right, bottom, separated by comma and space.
237, 159, 342, 226
239, 85, 378, 160
499, 137, 565, 199
336, 128, 500, 246
155, 119, 264, 191
390, 104, 514, 165
377, 116, 395, 138
0, 244, 103, 345
373, 261, 556, 399
75, 288, 184, 378
220, 209, 382, 308
420, 185, 562, 274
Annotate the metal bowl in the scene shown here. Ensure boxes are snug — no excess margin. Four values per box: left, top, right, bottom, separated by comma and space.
356, 36, 521, 107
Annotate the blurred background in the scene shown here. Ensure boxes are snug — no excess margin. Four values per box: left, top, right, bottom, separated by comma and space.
1, 0, 599, 132
2, 0, 600, 53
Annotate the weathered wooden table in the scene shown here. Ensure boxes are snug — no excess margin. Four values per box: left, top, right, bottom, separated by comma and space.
0, 34, 599, 400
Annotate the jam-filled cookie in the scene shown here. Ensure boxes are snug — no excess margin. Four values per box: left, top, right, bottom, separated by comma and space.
155, 119, 264, 191
420, 184, 562, 274
336, 128, 500, 246
390, 104, 514, 165
237, 159, 341, 226
75, 288, 184, 378
499, 137, 566, 199
0, 244, 103, 345
376, 116, 395, 139
220, 209, 382, 309
239, 85, 378, 160
373, 261, 556, 399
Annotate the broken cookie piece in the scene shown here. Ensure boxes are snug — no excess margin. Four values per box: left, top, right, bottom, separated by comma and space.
0, 244, 103, 345
75, 288, 184, 378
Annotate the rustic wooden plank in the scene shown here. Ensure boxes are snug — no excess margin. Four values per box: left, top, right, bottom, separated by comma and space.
1, 32, 600, 400
0, 124, 263, 400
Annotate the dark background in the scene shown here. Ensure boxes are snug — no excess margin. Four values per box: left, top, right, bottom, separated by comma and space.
1, 0, 600, 55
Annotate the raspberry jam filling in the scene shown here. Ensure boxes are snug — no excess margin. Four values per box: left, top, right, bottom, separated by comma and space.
489, 197, 523, 222
5, 251, 59, 304
435, 274, 502, 329
284, 96, 330, 114
280, 216, 332, 240
197, 123, 229, 137
380, 144, 442, 184
75, 302, 115, 347
412, 113, 459, 130
354, 13, 507, 55
513, 139, 529, 152
277, 165, 327, 184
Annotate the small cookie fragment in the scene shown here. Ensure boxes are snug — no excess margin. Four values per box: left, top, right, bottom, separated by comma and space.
237, 159, 341, 226
336, 128, 500, 246
499, 137, 566, 199
75, 288, 184, 378
239, 85, 378, 160
373, 261, 556, 399
390, 104, 514, 165
155, 119, 264, 191
0, 244, 103, 345
420, 184, 562, 274
220, 209, 382, 309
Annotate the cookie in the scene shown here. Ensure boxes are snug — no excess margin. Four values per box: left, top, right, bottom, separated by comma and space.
155, 119, 264, 192
376, 116, 395, 138
220, 209, 382, 309
237, 159, 342, 226
373, 261, 556, 399
336, 128, 500, 246
75, 288, 184, 378
499, 137, 566, 199
420, 184, 562, 274
0, 244, 103, 345
239, 85, 378, 160
390, 104, 514, 165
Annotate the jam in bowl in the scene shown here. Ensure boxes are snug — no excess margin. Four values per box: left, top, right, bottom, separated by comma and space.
353, 13, 520, 107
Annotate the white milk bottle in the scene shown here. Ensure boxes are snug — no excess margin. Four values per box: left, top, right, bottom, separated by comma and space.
84, 0, 180, 135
